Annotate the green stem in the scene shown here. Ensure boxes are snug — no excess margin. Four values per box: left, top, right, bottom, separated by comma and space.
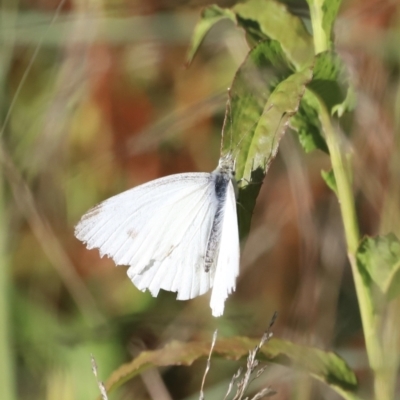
318, 100, 388, 400
0, 173, 16, 400
0, 1, 17, 398
305, 0, 392, 397
307, 0, 329, 54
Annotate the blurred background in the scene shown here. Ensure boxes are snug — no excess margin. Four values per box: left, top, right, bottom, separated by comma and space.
1, 0, 399, 399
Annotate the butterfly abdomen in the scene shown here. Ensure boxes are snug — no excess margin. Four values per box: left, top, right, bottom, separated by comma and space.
204, 169, 233, 272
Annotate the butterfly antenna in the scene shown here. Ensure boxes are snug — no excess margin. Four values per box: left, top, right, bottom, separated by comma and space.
220, 88, 233, 157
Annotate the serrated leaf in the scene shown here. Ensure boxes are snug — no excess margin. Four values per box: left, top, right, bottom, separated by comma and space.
291, 51, 355, 154
233, 0, 314, 69
237, 68, 313, 239
308, 52, 347, 111
222, 39, 295, 166
100, 336, 358, 399
290, 95, 328, 154
356, 234, 400, 299
186, 5, 237, 65
321, 169, 337, 194
220, 40, 312, 240
238, 67, 313, 181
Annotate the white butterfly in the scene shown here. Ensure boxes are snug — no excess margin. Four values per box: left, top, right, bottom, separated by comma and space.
75, 153, 239, 317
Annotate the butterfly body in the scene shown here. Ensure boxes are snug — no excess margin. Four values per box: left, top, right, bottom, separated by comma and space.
75, 154, 239, 316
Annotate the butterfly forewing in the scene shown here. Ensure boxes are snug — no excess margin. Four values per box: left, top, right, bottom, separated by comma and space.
75, 173, 220, 300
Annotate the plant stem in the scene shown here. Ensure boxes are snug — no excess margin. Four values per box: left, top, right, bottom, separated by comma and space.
0, 172, 16, 400
318, 100, 388, 400
306, 0, 329, 54
305, 0, 393, 397
0, 1, 17, 398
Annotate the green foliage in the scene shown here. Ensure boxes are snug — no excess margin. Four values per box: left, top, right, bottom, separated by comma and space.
309, 52, 348, 111
357, 234, 400, 300
290, 93, 328, 154
321, 169, 337, 194
291, 51, 355, 156
187, 0, 314, 70
233, 0, 314, 68
188, 8, 314, 240
234, 65, 312, 240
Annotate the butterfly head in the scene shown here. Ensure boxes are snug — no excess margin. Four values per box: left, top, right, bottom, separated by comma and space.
218, 153, 235, 177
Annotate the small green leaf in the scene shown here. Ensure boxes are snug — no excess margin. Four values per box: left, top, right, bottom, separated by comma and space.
186, 5, 237, 65
100, 336, 358, 399
332, 84, 357, 118
356, 234, 400, 299
321, 169, 337, 195
292, 52, 354, 154
233, 0, 314, 69
308, 52, 347, 111
290, 95, 329, 154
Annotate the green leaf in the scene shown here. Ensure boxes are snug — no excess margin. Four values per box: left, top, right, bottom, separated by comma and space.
309, 52, 347, 111
291, 51, 355, 154
356, 234, 400, 299
233, 0, 314, 69
332, 83, 357, 118
321, 169, 337, 194
186, 5, 237, 66
222, 39, 295, 165
290, 95, 329, 154
220, 40, 312, 239
187, 0, 315, 70
100, 336, 358, 399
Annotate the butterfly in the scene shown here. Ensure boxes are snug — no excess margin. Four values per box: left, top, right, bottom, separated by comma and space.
75, 152, 239, 317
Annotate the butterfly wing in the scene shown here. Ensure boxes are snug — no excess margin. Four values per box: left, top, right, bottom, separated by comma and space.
209, 179, 240, 317
75, 173, 219, 300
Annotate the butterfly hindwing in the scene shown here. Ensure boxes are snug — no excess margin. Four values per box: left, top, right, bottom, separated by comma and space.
210, 179, 240, 316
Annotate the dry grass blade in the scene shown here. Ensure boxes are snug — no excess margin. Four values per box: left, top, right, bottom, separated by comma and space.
91, 354, 109, 400
232, 312, 277, 400
199, 317, 277, 400
199, 329, 218, 400
223, 367, 243, 400
249, 387, 276, 400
